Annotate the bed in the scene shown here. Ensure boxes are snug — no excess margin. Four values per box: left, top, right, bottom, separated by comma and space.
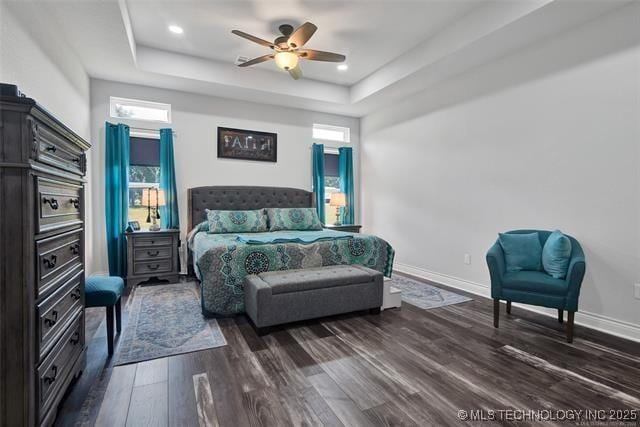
187, 186, 395, 316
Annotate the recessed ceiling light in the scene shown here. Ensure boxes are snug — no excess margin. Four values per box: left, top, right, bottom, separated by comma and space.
337, 64, 348, 71
168, 25, 183, 34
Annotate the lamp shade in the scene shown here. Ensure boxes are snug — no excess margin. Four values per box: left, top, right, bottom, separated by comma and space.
274, 51, 299, 70
141, 188, 166, 207
329, 192, 346, 207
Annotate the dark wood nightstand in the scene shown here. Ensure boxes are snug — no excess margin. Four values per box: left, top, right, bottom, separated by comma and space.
125, 229, 180, 287
323, 224, 362, 233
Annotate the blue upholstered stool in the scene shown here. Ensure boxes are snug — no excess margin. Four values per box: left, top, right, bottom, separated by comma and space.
85, 275, 124, 355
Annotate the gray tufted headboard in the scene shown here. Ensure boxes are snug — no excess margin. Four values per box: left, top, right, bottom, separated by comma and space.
187, 186, 315, 232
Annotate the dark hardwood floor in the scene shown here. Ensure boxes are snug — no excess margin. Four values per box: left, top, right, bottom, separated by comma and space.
55, 273, 640, 426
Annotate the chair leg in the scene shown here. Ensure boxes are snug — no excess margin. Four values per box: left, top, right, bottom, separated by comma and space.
106, 305, 114, 356
506, 300, 512, 314
115, 298, 122, 333
493, 299, 499, 328
558, 309, 563, 324
566, 311, 575, 343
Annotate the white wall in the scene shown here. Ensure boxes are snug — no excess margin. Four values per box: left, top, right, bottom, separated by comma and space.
0, 2, 95, 268
89, 79, 359, 274
361, 4, 640, 336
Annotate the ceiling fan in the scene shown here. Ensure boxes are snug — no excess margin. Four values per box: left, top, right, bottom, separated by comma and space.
231, 22, 346, 80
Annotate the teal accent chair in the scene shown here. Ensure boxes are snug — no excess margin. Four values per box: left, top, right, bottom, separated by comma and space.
85, 275, 124, 355
486, 230, 586, 342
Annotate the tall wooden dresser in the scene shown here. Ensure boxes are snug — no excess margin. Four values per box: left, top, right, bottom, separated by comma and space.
0, 85, 90, 426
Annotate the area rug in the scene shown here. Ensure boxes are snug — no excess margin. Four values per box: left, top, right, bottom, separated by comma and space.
389, 274, 472, 309
115, 282, 226, 366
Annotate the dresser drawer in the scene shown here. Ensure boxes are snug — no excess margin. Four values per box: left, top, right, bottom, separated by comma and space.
37, 229, 83, 296
133, 235, 173, 247
133, 246, 172, 261
37, 269, 83, 359
37, 177, 83, 233
38, 312, 84, 418
33, 119, 86, 176
133, 259, 173, 275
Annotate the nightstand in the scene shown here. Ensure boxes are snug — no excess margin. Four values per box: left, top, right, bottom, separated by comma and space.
125, 229, 180, 287
323, 224, 362, 233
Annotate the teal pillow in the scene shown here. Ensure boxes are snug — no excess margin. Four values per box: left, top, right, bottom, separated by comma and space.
267, 207, 323, 231
206, 209, 268, 233
542, 230, 572, 279
498, 232, 542, 272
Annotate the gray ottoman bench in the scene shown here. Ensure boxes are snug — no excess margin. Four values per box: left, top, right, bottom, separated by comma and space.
244, 264, 383, 335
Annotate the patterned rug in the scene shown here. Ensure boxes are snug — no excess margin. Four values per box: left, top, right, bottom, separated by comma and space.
115, 282, 226, 366
390, 274, 472, 309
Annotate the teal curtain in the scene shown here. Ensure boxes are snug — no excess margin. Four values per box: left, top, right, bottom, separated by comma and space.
312, 143, 326, 223
159, 128, 179, 229
105, 122, 130, 277
339, 147, 354, 224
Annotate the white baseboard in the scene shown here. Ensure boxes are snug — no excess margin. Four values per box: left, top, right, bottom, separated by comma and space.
394, 262, 640, 343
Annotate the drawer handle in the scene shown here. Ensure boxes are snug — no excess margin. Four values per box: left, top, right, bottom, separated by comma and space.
44, 310, 58, 327
72, 157, 81, 164
44, 365, 58, 385
70, 243, 80, 255
147, 250, 160, 257
69, 331, 81, 345
43, 197, 59, 210
43, 254, 57, 269
147, 264, 161, 271
45, 144, 57, 153
70, 288, 81, 300
70, 198, 80, 209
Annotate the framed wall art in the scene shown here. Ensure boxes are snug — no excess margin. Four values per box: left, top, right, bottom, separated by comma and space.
217, 127, 277, 162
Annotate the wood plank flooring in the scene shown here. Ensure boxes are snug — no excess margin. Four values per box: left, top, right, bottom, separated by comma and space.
55, 274, 640, 426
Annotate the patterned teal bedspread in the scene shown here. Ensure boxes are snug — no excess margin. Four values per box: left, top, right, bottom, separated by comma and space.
189, 229, 395, 316
235, 229, 353, 244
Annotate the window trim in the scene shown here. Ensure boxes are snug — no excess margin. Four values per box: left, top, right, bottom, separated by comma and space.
313, 123, 350, 143
110, 96, 172, 124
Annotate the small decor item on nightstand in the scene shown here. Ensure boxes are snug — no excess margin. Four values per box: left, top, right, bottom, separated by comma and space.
329, 192, 346, 226
127, 220, 141, 232
142, 187, 165, 231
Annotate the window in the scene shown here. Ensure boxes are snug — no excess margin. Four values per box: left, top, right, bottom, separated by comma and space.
313, 123, 350, 143
110, 97, 171, 123
128, 136, 160, 230
323, 152, 341, 224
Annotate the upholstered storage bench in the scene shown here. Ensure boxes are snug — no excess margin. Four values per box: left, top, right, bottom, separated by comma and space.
244, 265, 383, 334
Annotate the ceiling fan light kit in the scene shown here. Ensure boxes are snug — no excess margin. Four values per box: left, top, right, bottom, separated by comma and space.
232, 21, 346, 80
274, 51, 299, 70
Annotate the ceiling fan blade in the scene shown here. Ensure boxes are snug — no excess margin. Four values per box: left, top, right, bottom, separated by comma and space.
298, 49, 345, 62
288, 64, 302, 80
287, 22, 317, 49
238, 54, 274, 67
231, 30, 275, 49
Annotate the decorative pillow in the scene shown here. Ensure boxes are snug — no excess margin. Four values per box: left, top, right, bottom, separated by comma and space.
266, 207, 323, 231
206, 209, 268, 233
498, 232, 542, 272
542, 230, 572, 279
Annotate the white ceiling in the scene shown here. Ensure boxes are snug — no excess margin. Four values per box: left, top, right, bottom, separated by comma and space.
4, 0, 633, 117
126, 0, 481, 85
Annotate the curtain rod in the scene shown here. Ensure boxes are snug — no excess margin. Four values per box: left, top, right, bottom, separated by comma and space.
309, 145, 345, 152
130, 126, 177, 136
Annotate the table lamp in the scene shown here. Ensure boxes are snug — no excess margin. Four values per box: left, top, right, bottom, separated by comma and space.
142, 187, 165, 231
329, 192, 346, 226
